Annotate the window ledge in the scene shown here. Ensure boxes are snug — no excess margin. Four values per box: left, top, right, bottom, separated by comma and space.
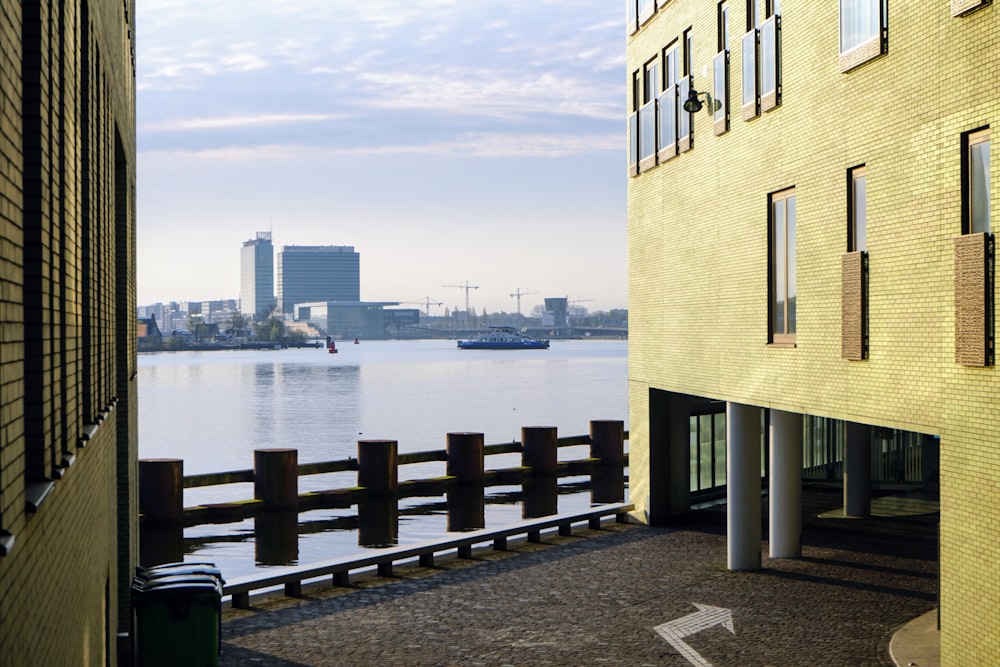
80, 422, 100, 445
25, 481, 56, 513
766, 341, 797, 348
0, 532, 14, 556
839, 37, 884, 73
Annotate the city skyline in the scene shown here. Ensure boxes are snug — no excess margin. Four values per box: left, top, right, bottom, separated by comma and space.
136, 1, 626, 314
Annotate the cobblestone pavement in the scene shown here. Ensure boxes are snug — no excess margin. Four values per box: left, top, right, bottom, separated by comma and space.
219, 487, 938, 666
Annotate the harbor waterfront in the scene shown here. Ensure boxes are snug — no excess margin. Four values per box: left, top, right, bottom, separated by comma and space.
139, 339, 627, 579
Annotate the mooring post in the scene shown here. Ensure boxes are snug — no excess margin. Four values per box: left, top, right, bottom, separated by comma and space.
521, 426, 558, 474
139, 458, 184, 524
254, 448, 299, 510
358, 439, 398, 496
590, 419, 625, 466
446, 432, 484, 484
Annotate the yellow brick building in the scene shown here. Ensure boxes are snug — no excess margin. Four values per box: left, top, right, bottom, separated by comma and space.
627, 1, 997, 664
0, 2, 137, 664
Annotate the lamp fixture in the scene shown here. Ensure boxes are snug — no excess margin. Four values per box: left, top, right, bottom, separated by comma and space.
683, 88, 717, 114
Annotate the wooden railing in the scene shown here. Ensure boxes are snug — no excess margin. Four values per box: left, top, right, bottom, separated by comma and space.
138, 422, 628, 527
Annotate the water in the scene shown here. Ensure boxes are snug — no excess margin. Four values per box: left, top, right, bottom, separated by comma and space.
139, 339, 627, 578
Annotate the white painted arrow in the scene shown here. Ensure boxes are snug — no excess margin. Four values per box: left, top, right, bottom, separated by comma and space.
653, 603, 735, 667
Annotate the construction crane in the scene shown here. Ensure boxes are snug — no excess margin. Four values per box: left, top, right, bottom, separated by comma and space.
442, 281, 479, 314
401, 298, 443, 315
509, 288, 536, 316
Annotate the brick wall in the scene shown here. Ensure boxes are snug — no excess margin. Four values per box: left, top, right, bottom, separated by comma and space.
627, 2, 998, 664
0, 1, 136, 664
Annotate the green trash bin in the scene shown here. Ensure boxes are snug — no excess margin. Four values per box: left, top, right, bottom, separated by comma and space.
132, 569, 223, 666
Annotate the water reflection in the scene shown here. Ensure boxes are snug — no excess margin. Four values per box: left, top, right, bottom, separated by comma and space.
255, 510, 299, 565
446, 486, 485, 532
358, 497, 399, 548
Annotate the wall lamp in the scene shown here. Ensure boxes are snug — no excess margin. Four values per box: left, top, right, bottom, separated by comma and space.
683, 88, 718, 114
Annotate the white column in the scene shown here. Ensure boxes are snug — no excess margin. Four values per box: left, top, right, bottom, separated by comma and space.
727, 402, 761, 571
769, 410, 803, 558
844, 422, 871, 518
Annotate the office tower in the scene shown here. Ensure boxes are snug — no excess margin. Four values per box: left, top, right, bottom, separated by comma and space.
241, 231, 275, 319
276, 245, 360, 314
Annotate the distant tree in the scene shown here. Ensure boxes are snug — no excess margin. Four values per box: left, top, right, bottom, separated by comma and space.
186, 314, 206, 343
253, 316, 285, 343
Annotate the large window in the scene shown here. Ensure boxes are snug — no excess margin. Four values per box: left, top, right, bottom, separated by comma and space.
839, 0, 887, 72
968, 128, 991, 234
770, 188, 797, 344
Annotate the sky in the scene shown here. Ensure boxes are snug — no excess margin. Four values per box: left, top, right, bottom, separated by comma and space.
136, 1, 626, 315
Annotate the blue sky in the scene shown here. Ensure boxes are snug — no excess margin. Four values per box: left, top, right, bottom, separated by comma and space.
136, 1, 626, 314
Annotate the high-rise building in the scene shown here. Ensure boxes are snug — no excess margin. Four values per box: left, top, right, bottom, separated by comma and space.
276, 245, 360, 314
626, 2, 997, 665
240, 231, 275, 320
0, 3, 137, 664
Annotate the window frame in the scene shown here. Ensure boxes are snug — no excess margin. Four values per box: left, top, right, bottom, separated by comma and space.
638, 57, 660, 170
769, 188, 797, 345
678, 29, 694, 152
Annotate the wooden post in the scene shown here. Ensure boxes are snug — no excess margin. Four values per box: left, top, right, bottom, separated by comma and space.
447, 432, 484, 484
254, 448, 298, 510
590, 420, 625, 466
139, 458, 184, 524
521, 426, 558, 474
358, 440, 398, 496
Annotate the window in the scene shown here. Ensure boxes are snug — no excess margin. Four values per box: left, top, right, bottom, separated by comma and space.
658, 44, 679, 161
639, 58, 659, 170
713, 2, 730, 135
850, 166, 867, 251
744, 1, 780, 118
638, 0, 655, 25
629, 70, 640, 175
839, 0, 887, 72
770, 188, 797, 344
678, 29, 693, 152
968, 129, 991, 234
844, 166, 868, 360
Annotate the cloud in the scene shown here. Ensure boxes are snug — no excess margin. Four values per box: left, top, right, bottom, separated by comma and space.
139, 130, 621, 161
141, 113, 349, 132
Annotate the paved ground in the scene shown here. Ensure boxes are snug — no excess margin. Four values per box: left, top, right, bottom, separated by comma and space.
219, 487, 938, 666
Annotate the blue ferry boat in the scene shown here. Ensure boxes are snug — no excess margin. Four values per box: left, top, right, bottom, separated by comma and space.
457, 326, 549, 350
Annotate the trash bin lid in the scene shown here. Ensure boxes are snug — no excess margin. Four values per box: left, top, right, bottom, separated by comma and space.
137, 562, 223, 583
134, 573, 223, 596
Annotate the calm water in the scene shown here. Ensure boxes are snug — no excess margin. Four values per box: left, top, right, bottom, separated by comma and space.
139, 339, 628, 578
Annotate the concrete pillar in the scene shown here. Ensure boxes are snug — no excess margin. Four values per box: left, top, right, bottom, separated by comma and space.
139, 458, 184, 524
522, 426, 558, 474
447, 432, 484, 484
844, 422, 871, 517
590, 420, 625, 466
358, 440, 398, 496
769, 410, 803, 558
727, 402, 762, 571
254, 448, 299, 509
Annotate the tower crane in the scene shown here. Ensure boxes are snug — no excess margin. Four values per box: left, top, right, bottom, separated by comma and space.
509, 288, 537, 316
442, 281, 479, 314
401, 298, 443, 315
